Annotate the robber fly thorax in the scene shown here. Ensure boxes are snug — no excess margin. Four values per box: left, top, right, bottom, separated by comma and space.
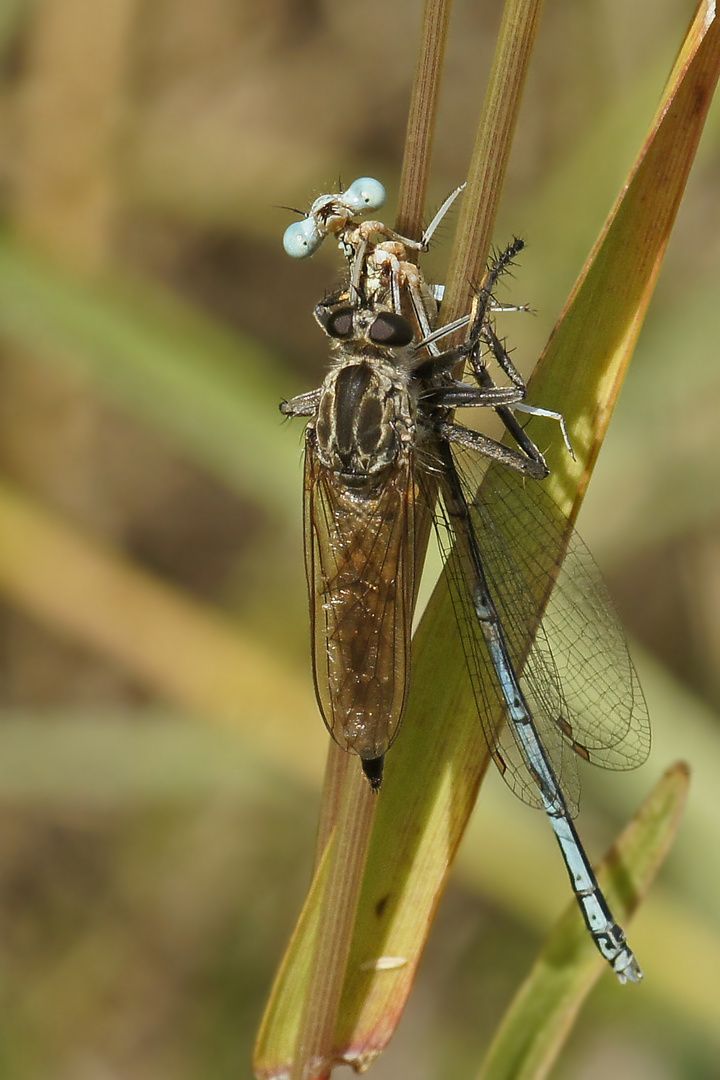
310, 305, 419, 489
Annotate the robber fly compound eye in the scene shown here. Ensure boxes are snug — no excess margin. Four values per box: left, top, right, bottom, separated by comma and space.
368, 311, 414, 347
324, 307, 356, 339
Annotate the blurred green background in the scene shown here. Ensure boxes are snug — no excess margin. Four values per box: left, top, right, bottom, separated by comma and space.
0, 0, 718, 1077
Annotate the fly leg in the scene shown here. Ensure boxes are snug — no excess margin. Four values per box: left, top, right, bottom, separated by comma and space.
280, 388, 321, 419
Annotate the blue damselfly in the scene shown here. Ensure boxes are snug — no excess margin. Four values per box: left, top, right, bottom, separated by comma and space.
281, 180, 650, 982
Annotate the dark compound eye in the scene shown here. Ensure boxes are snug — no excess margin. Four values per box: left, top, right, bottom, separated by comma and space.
325, 307, 355, 339
368, 312, 414, 347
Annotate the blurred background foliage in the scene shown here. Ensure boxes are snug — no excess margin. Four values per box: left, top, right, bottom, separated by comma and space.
0, 0, 718, 1077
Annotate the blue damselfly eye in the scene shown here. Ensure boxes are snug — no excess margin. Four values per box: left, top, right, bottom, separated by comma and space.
283, 217, 323, 259
342, 178, 386, 214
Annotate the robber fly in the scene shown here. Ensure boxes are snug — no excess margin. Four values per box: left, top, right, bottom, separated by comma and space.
281, 180, 650, 982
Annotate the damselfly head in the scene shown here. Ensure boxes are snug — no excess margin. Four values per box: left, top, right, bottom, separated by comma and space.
282, 178, 387, 260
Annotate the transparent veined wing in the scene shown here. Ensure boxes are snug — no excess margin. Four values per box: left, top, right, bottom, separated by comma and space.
304, 427, 418, 761
431, 443, 650, 815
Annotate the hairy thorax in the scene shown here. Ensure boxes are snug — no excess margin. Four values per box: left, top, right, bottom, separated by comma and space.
313, 350, 416, 485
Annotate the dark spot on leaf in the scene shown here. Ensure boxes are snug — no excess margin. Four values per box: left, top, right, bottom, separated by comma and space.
375, 893, 390, 918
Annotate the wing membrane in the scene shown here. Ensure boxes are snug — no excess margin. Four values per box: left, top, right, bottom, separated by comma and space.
432, 447, 650, 815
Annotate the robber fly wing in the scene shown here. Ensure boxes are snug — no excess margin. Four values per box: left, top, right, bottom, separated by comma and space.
304, 429, 418, 761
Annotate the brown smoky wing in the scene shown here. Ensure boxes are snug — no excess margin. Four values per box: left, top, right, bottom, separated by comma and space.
303, 428, 417, 762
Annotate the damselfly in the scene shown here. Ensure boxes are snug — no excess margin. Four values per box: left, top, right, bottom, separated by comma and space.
281, 180, 650, 983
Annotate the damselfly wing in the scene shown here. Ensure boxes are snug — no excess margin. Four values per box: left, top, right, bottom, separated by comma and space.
433, 447, 650, 817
